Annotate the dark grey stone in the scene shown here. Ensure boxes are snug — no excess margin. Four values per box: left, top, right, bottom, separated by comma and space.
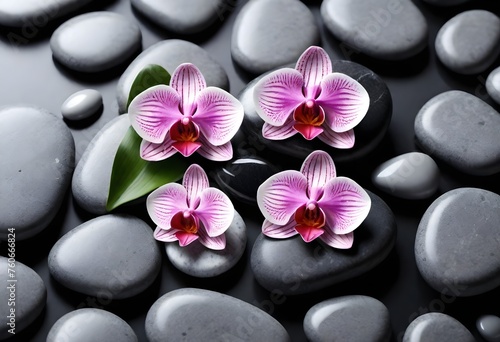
372, 152, 439, 199
251, 190, 397, 295
50, 12, 142, 73
486, 66, 500, 105
403, 313, 474, 342
477, 315, 500, 342
241, 60, 392, 162
47, 308, 138, 342
414, 90, 500, 175
48, 214, 161, 299
61, 89, 102, 121
435, 10, 500, 75
231, 0, 320, 74
321, 0, 428, 60
145, 288, 291, 342
72, 115, 130, 214
0, 257, 46, 340
165, 211, 247, 277
0, 105, 75, 241
304, 295, 390, 342
415, 188, 500, 296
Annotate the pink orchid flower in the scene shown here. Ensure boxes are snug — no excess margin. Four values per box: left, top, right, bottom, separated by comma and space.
253, 46, 370, 149
148, 164, 234, 250
257, 150, 371, 249
129, 63, 244, 161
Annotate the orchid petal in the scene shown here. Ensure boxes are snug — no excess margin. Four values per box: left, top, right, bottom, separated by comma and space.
196, 189, 234, 237
170, 63, 206, 116
129, 85, 182, 143
153, 227, 179, 242
253, 68, 305, 126
318, 127, 355, 149
293, 124, 324, 140
257, 170, 309, 225
172, 141, 202, 157
295, 226, 324, 243
194, 87, 244, 146
320, 231, 354, 249
319, 177, 371, 235
300, 150, 336, 201
197, 138, 233, 161
262, 120, 297, 140
175, 232, 199, 246
182, 164, 209, 208
140, 138, 177, 161
316, 73, 370, 133
147, 183, 188, 229
295, 46, 332, 99
262, 218, 298, 239
198, 227, 226, 250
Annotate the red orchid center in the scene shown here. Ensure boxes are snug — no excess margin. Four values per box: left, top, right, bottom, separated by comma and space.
294, 201, 325, 229
171, 210, 198, 234
170, 117, 199, 143
293, 100, 325, 127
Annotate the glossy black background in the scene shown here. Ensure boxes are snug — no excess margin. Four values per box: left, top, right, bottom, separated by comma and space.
1, 0, 500, 341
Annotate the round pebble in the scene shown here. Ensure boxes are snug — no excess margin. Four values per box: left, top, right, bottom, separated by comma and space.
477, 315, 500, 342
486, 66, 500, 105
403, 313, 474, 342
61, 89, 102, 121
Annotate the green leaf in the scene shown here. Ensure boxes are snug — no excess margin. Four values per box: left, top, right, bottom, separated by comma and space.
126, 64, 171, 110
106, 127, 187, 211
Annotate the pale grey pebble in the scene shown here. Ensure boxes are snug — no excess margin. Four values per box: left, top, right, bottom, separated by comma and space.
117, 39, 229, 113
165, 211, 247, 277
61, 89, 103, 120
435, 10, 500, 75
131, 0, 227, 34
50, 12, 142, 72
0, 105, 75, 241
48, 214, 161, 299
486, 66, 500, 105
145, 288, 291, 342
47, 308, 138, 342
403, 313, 474, 342
414, 90, 500, 176
321, 0, 428, 60
422, 0, 471, 5
0, 257, 46, 340
372, 152, 439, 200
415, 188, 500, 296
231, 0, 320, 74
304, 295, 391, 342
72, 115, 130, 214
477, 315, 500, 342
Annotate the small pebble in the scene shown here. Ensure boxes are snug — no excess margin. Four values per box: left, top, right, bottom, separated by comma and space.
61, 89, 102, 121
486, 66, 500, 105
403, 313, 474, 342
477, 315, 500, 342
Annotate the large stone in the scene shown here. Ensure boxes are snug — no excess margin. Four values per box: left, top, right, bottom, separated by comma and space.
403, 313, 474, 342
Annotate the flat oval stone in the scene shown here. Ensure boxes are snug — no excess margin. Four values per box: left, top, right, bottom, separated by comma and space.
304, 295, 391, 342
50, 12, 142, 73
241, 60, 392, 162
231, 0, 320, 74
486, 66, 500, 105
165, 211, 247, 277
251, 190, 397, 295
415, 188, 500, 296
47, 308, 137, 342
403, 313, 474, 342
61, 89, 102, 121
131, 0, 226, 34
48, 214, 161, 299
72, 115, 130, 214
477, 315, 500, 342
0, 105, 75, 241
372, 152, 439, 200
321, 0, 428, 60
414, 90, 500, 175
435, 10, 500, 75
145, 288, 290, 342
0, 257, 46, 340
117, 39, 229, 113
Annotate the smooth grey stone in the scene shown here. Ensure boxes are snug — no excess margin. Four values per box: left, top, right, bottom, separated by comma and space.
241, 60, 392, 162
165, 211, 247, 277
251, 190, 397, 295
61, 89, 102, 120
435, 10, 500, 75
304, 295, 391, 342
72, 115, 130, 214
486, 66, 500, 105
47, 308, 138, 342
48, 214, 161, 299
131, 0, 226, 34
372, 152, 439, 199
231, 0, 320, 74
321, 0, 428, 60
50, 12, 142, 73
145, 288, 291, 342
0, 257, 46, 340
0, 105, 75, 241
117, 39, 228, 113
415, 188, 500, 296
0, 0, 95, 27
477, 315, 500, 342
422, 0, 471, 5
414, 90, 500, 176
403, 313, 474, 342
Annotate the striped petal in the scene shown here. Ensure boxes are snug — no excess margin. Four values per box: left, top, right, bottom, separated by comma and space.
153, 227, 179, 242
197, 137, 233, 161
195, 188, 234, 237
262, 120, 297, 140
182, 164, 209, 208
262, 218, 298, 239
300, 150, 336, 201
198, 227, 226, 250
318, 127, 355, 149
140, 138, 178, 161
320, 231, 354, 249
170, 63, 206, 116
147, 183, 188, 229
295, 46, 332, 99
